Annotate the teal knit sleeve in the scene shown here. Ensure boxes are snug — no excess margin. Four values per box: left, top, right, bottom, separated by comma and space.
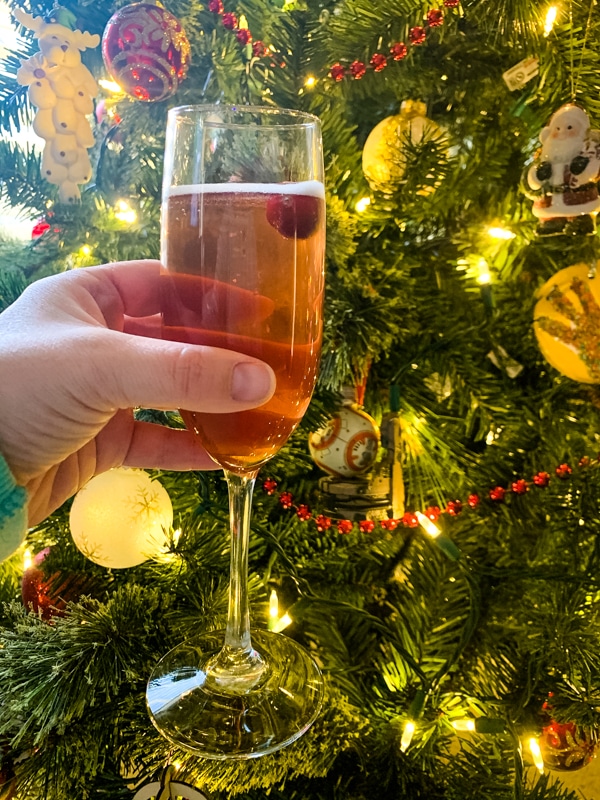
0, 453, 27, 562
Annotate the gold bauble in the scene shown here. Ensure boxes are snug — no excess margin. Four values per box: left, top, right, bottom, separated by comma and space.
534, 262, 600, 383
362, 100, 445, 191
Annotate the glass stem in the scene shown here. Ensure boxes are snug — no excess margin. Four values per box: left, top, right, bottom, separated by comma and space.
205, 469, 267, 693
224, 468, 258, 651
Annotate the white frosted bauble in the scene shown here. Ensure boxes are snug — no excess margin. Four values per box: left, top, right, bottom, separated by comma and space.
309, 403, 380, 478
69, 468, 173, 568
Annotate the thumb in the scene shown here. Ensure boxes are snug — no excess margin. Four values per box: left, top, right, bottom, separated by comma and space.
94, 331, 276, 413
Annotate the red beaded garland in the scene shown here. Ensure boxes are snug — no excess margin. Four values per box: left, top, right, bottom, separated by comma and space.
316, 514, 332, 531
467, 493, 480, 508
425, 505, 441, 521
443, 0, 460, 6
32, 220, 51, 238
208, 0, 224, 12
222, 12, 238, 29
279, 491, 294, 509
446, 500, 463, 516
263, 478, 278, 495
511, 479, 529, 495
489, 486, 506, 502
359, 520, 376, 533
533, 471, 551, 487
330, 62, 345, 81
297, 504, 312, 521
370, 53, 387, 72
350, 60, 367, 79
403, 512, 419, 528
556, 463, 573, 478
236, 28, 252, 45
409, 26, 427, 44
252, 40, 268, 57
337, 520, 354, 535
427, 8, 444, 26
390, 42, 408, 60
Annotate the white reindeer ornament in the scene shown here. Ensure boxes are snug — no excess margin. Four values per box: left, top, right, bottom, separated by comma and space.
14, 9, 100, 204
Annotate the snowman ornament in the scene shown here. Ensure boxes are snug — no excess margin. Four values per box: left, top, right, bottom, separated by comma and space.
524, 104, 600, 236
14, 8, 100, 204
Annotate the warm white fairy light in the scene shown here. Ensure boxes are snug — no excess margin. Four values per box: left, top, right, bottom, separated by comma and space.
22, 548, 32, 571
80, 244, 92, 257
544, 5, 558, 36
487, 226, 516, 240
415, 510, 441, 539
452, 719, 476, 732
268, 589, 279, 631
273, 613, 293, 632
115, 199, 137, 224
98, 78, 123, 94
304, 75, 317, 88
477, 258, 491, 285
400, 721, 416, 752
355, 197, 371, 212
528, 737, 545, 773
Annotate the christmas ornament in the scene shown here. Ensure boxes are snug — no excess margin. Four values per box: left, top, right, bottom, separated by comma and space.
21, 547, 87, 621
523, 104, 600, 236
101, 3, 191, 102
309, 388, 380, 478
69, 468, 173, 568
538, 719, 596, 772
362, 100, 446, 192
14, 8, 100, 204
133, 765, 208, 800
533, 263, 600, 383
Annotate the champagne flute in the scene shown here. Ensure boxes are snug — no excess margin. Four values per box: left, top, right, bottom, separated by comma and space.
146, 105, 326, 759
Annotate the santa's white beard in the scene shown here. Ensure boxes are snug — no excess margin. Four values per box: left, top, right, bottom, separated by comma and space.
541, 137, 582, 164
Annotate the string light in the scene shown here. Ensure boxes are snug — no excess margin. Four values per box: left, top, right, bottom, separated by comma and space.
268, 589, 292, 632
528, 737, 545, 773
400, 721, 415, 752
544, 5, 558, 36
80, 245, 92, 257
304, 75, 317, 88
452, 719, 476, 732
487, 226, 516, 240
415, 510, 460, 560
477, 258, 491, 285
98, 78, 123, 94
115, 199, 137, 224
415, 510, 441, 539
22, 548, 32, 571
355, 196, 371, 213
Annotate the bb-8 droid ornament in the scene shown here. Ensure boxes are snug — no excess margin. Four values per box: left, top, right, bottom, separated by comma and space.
309, 397, 380, 478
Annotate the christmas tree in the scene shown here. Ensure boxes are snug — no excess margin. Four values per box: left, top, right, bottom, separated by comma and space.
2, 0, 600, 797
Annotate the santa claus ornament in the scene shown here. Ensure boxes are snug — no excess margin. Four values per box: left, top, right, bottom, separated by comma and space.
523, 104, 600, 236
14, 8, 100, 204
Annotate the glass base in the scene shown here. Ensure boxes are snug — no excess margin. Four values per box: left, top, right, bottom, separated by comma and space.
146, 629, 324, 759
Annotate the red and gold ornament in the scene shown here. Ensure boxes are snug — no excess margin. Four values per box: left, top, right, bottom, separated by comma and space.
102, 2, 191, 102
538, 719, 596, 772
21, 548, 86, 622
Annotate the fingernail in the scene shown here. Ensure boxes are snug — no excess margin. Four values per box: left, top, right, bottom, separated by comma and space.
231, 362, 275, 403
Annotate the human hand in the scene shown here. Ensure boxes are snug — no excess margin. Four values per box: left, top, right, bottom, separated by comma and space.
0, 260, 275, 525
